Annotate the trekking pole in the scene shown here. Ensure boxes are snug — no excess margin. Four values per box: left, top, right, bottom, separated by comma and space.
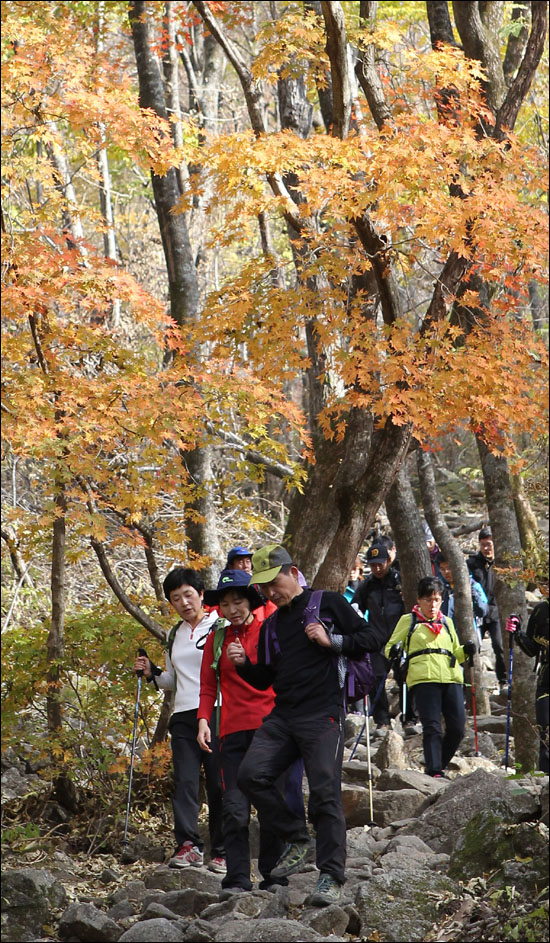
468, 652, 481, 757
122, 647, 147, 850
364, 695, 375, 826
349, 672, 387, 760
504, 615, 520, 771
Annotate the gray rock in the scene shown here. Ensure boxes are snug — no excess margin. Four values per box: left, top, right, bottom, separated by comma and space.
257, 885, 290, 919
111, 880, 148, 905
211, 917, 338, 941
369, 787, 430, 827
182, 918, 216, 941
450, 812, 549, 888
341, 784, 376, 827
140, 902, 187, 922
302, 903, 350, 936
355, 868, 455, 941
144, 867, 221, 895
1, 867, 67, 943
400, 768, 541, 855
341, 759, 380, 785
376, 767, 446, 797
200, 891, 268, 921
345, 825, 376, 859
107, 900, 138, 922
1, 766, 46, 801
121, 834, 166, 864
372, 730, 409, 770
476, 715, 510, 734
58, 902, 121, 942
100, 868, 121, 885
159, 889, 218, 917
118, 919, 186, 942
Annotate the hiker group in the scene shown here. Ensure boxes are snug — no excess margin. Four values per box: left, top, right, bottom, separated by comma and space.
133, 529, 549, 906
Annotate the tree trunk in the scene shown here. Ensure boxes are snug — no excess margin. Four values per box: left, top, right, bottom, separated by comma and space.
385, 456, 432, 611
476, 436, 538, 770
130, 0, 222, 573
417, 449, 490, 715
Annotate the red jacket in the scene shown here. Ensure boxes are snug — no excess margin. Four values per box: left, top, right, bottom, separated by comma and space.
198, 615, 275, 738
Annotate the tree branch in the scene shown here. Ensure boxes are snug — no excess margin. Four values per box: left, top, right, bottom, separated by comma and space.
495, 0, 547, 137
192, 0, 306, 234
355, 0, 393, 130
321, 1, 352, 137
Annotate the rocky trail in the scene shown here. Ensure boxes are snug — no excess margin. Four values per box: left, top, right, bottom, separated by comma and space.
3, 681, 548, 943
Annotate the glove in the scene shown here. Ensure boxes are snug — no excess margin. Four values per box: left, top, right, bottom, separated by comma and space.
462, 640, 477, 657
505, 614, 521, 634
389, 643, 403, 660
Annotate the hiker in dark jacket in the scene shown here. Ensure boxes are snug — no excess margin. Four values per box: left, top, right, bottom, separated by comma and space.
226, 544, 379, 908
467, 527, 507, 692
507, 601, 549, 773
352, 543, 405, 728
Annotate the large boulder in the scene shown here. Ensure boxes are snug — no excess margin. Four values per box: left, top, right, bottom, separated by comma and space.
450, 812, 549, 892
355, 869, 456, 942
400, 768, 540, 855
118, 918, 186, 941
1, 868, 67, 943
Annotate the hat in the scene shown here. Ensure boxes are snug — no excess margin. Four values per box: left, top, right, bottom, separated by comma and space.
203, 568, 263, 610
422, 522, 435, 542
250, 544, 293, 584
478, 526, 492, 540
226, 545, 253, 566
365, 543, 390, 563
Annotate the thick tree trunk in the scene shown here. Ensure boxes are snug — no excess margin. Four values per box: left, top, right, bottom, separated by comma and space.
476, 436, 538, 770
385, 456, 432, 611
417, 450, 490, 716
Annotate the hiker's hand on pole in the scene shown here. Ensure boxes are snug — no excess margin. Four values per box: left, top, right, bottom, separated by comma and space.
305, 621, 331, 647
227, 638, 246, 665
197, 718, 212, 753
134, 654, 152, 679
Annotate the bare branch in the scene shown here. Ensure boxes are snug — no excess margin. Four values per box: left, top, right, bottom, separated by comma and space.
495, 0, 547, 137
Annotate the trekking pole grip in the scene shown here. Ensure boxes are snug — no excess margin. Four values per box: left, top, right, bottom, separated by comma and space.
136, 647, 147, 678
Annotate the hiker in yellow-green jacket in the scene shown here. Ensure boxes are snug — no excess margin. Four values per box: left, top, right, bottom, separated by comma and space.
385, 576, 476, 779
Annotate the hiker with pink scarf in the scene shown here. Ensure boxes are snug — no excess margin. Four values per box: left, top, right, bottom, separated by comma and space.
385, 576, 476, 779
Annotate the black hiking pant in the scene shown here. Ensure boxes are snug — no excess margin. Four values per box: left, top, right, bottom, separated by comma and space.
169, 709, 224, 856
413, 682, 465, 777
219, 729, 286, 890
481, 618, 506, 684
237, 708, 346, 885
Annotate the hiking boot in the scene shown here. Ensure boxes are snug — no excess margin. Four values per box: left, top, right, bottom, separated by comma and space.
271, 840, 311, 878
169, 841, 203, 869
309, 873, 343, 907
208, 856, 227, 874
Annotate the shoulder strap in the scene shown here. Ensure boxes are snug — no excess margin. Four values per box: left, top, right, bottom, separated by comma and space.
303, 589, 323, 625
405, 612, 417, 654
166, 620, 183, 661
210, 619, 228, 672
263, 610, 280, 665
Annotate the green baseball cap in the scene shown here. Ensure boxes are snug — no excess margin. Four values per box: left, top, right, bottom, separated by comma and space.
250, 544, 293, 584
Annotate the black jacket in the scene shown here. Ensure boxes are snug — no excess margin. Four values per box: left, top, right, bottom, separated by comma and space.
351, 568, 404, 648
467, 551, 499, 624
236, 588, 377, 718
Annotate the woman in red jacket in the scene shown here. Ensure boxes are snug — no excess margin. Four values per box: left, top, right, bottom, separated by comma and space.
197, 569, 288, 900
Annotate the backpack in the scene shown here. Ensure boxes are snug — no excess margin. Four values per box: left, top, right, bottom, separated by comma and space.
263, 590, 375, 705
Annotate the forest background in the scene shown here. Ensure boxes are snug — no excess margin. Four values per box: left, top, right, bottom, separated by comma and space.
1, 0, 549, 853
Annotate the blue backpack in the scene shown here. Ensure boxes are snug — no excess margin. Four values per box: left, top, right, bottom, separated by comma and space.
263, 589, 375, 705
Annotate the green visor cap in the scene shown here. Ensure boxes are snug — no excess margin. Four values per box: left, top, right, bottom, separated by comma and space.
250, 544, 293, 584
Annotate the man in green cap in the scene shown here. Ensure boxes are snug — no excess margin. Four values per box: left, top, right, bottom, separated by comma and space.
226, 544, 380, 907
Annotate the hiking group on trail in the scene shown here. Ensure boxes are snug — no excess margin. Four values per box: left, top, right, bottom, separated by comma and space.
133, 530, 549, 907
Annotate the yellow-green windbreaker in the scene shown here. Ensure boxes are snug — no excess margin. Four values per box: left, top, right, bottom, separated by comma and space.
385, 612, 466, 687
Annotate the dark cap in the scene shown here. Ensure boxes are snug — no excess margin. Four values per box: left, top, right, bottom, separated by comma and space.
478, 526, 492, 540
365, 543, 390, 563
250, 544, 293, 584
226, 545, 253, 566
203, 568, 263, 610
